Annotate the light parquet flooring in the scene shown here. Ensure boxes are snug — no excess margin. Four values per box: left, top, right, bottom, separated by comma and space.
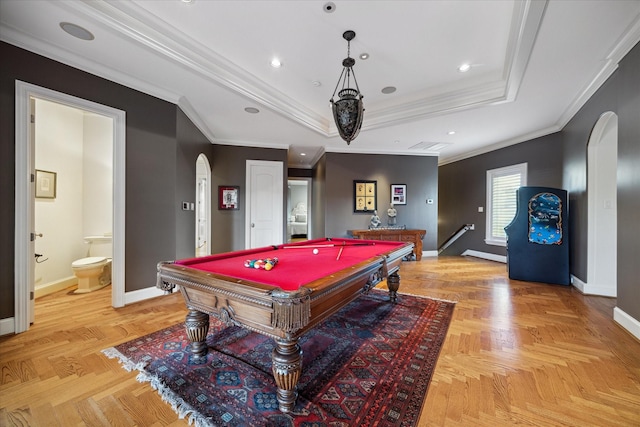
1, 256, 639, 426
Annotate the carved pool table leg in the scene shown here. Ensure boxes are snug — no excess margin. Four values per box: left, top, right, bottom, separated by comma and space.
272, 337, 302, 413
184, 309, 209, 358
387, 271, 400, 303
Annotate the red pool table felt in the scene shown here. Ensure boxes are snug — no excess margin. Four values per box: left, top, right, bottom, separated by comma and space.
175, 238, 406, 291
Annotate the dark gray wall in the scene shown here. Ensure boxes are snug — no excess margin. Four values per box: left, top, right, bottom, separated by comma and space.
0, 42, 212, 320
311, 155, 327, 240
616, 41, 640, 320
562, 40, 639, 320
438, 133, 564, 256
209, 145, 287, 254
176, 109, 215, 259
439, 41, 640, 323
323, 153, 439, 250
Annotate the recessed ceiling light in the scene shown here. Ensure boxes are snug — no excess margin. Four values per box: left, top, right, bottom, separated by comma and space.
59, 22, 94, 41
323, 2, 336, 13
359, 53, 369, 60
181, 0, 195, 3
244, 107, 260, 114
448, 131, 456, 135
458, 63, 471, 72
270, 58, 282, 68
311, 80, 322, 87
381, 86, 396, 94
300, 153, 307, 156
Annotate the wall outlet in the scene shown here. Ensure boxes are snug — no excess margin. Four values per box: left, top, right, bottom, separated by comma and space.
182, 202, 189, 210
478, 206, 484, 213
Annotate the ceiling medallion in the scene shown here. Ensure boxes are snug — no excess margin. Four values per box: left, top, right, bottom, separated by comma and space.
330, 30, 364, 145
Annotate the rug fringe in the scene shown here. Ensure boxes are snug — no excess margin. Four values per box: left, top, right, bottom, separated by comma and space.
101, 347, 149, 372
102, 347, 215, 426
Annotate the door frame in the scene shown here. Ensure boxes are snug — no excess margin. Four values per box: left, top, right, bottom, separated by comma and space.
195, 153, 212, 256
287, 177, 312, 240
14, 81, 126, 333
585, 111, 618, 297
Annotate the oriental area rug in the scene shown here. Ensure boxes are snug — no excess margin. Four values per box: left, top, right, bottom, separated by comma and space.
103, 290, 455, 427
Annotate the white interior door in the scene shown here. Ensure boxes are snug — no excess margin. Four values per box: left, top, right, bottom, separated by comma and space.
245, 160, 283, 248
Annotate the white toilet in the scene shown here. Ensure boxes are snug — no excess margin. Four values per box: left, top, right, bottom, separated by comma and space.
72, 235, 112, 294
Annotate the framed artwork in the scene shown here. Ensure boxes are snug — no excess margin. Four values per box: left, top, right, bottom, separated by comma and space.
354, 180, 377, 212
391, 184, 407, 205
36, 169, 57, 199
218, 186, 239, 210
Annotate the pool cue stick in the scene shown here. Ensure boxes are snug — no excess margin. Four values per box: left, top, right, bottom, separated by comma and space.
336, 244, 345, 260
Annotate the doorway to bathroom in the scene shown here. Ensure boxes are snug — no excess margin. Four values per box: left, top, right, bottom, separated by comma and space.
33, 97, 114, 298
14, 81, 125, 333
287, 178, 311, 243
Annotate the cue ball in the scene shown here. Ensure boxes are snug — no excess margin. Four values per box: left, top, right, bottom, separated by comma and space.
313, 249, 319, 255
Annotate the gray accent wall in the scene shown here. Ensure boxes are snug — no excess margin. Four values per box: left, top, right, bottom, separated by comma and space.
209, 145, 287, 254
0, 42, 212, 320
439, 41, 640, 323
311, 155, 327, 240
176, 109, 215, 259
438, 133, 564, 256
322, 153, 439, 251
562, 40, 640, 321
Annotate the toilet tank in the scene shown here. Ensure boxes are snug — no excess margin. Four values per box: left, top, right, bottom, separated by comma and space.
84, 234, 112, 258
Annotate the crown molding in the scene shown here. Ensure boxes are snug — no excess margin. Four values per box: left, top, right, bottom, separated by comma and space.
556, 14, 640, 131
0, 25, 181, 104
177, 96, 217, 143
438, 124, 562, 166
211, 138, 291, 151
55, 0, 541, 138
63, 0, 330, 134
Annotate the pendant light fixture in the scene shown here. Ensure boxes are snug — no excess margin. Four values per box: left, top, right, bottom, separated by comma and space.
330, 30, 364, 145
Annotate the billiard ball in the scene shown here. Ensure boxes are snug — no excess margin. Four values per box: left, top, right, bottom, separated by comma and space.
313, 248, 319, 255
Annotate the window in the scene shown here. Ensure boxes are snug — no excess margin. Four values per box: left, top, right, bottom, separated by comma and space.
485, 163, 527, 246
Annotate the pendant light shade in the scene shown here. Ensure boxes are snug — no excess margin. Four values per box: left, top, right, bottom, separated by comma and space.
330, 30, 364, 145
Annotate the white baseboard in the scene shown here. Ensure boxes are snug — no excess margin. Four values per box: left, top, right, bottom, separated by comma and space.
461, 250, 507, 263
124, 286, 166, 305
570, 275, 616, 297
0, 317, 15, 336
35, 276, 77, 299
613, 307, 640, 341
422, 250, 438, 258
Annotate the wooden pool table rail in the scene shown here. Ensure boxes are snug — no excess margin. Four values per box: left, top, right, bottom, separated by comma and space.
156, 241, 413, 412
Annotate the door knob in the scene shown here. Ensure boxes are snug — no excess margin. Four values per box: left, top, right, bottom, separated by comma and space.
251, 223, 255, 228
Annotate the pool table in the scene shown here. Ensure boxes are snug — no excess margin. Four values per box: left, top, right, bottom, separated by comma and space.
156, 237, 414, 413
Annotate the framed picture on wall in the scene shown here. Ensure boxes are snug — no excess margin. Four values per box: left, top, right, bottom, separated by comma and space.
354, 180, 377, 212
36, 169, 57, 199
218, 186, 239, 210
391, 184, 407, 205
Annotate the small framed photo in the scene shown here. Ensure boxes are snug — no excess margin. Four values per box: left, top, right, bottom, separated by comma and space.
354, 180, 377, 212
391, 184, 407, 205
36, 169, 57, 199
218, 186, 239, 210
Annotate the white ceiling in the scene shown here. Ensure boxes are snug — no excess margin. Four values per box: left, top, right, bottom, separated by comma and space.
2, 0, 639, 168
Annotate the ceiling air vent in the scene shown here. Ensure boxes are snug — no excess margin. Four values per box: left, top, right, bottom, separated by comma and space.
408, 141, 452, 152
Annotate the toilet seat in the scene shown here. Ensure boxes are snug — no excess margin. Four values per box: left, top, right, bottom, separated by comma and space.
72, 256, 107, 268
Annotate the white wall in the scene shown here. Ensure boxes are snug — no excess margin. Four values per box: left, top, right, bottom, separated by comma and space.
35, 99, 84, 287
34, 99, 113, 290
83, 113, 113, 245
